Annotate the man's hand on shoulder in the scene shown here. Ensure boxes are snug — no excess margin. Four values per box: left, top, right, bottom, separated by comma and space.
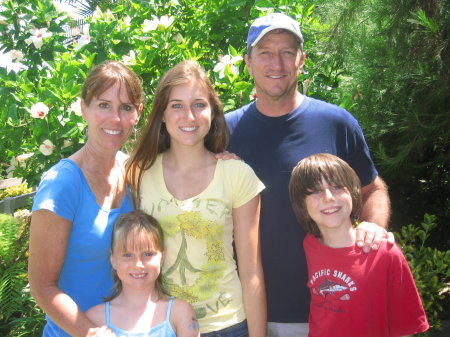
355, 221, 395, 253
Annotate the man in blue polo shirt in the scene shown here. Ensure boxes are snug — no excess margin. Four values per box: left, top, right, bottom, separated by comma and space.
226, 13, 391, 337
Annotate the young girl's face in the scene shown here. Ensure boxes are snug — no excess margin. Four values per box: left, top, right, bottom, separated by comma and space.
111, 232, 163, 291
305, 178, 353, 233
163, 81, 212, 148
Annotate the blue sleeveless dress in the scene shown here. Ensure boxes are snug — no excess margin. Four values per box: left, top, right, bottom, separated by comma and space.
105, 296, 176, 337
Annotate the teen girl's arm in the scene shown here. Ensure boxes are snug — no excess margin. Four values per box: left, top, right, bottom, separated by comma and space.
233, 195, 267, 337
170, 298, 200, 337
28, 210, 114, 337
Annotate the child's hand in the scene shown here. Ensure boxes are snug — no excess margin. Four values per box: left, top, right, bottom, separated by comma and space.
86, 326, 116, 337
355, 221, 395, 253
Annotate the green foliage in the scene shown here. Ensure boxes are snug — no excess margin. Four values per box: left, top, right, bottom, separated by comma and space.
0, 212, 45, 336
0, 184, 32, 201
1, 0, 448, 333
0, 0, 334, 186
319, 0, 450, 250
395, 214, 450, 329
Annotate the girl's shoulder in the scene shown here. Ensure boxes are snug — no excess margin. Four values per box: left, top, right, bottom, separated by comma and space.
85, 302, 106, 326
170, 297, 195, 315
169, 297, 199, 336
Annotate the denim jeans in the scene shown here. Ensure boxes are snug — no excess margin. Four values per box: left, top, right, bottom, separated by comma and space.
201, 320, 248, 337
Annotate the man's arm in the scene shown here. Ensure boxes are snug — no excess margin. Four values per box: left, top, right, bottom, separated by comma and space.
356, 175, 394, 252
360, 175, 390, 228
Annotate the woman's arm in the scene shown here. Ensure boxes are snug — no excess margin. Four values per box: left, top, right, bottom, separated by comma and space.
28, 210, 112, 337
233, 195, 267, 337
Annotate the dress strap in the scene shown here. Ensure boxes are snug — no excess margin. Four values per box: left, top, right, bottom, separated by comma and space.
104, 302, 111, 325
166, 296, 174, 321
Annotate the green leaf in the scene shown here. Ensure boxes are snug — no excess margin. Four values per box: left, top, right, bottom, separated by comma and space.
112, 41, 135, 55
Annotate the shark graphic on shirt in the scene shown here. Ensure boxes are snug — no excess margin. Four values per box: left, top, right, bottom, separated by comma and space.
318, 278, 348, 297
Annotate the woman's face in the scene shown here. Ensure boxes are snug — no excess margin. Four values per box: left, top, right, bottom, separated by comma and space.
81, 82, 141, 152
163, 81, 212, 149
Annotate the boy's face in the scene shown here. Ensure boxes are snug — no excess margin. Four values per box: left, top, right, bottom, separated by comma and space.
305, 178, 353, 234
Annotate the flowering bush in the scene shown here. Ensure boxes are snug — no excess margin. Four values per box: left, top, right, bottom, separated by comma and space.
0, 0, 330, 186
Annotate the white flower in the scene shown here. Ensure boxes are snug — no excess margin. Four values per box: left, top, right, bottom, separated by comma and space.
24, 28, 52, 49
138, 36, 152, 42
52, 1, 81, 19
122, 50, 136, 65
16, 153, 34, 162
142, 15, 174, 32
52, 0, 67, 13
213, 54, 243, 79
14, 209, 32, 219
61, 139, 73, 149
142, 18, 159, 32
75, 34, 91, 50
122, 15, 132, 27
10, 50, 24, 62
39, 139, 55, 156
30, 102, 49, 119
105, 9, 115, 21
92, 6, 103, 20
159, 15, 174, 28
68, 97, 82, 116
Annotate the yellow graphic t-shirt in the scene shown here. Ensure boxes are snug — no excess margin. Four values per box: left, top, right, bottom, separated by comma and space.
140, 155, 264, 333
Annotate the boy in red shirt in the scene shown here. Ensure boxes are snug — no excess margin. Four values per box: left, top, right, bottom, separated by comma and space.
288, 153, 429, 337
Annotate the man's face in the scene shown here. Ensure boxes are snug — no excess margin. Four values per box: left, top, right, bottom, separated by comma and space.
246, 30, 306, 102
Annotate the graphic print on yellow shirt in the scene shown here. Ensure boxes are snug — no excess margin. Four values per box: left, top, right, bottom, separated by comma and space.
140, 155, 264, 333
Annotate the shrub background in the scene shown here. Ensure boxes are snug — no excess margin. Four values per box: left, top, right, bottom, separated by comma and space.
0, 0, 448, 336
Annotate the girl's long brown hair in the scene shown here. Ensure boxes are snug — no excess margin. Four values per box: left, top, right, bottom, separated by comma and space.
126, 60, 229, 207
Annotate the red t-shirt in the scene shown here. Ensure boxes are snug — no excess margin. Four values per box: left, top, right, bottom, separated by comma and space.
304, 234, 429, 337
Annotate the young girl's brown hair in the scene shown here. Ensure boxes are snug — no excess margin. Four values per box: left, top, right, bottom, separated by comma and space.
288, 153, 363, 237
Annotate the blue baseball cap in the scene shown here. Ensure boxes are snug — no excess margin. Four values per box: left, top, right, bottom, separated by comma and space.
247, 13, 304, 54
